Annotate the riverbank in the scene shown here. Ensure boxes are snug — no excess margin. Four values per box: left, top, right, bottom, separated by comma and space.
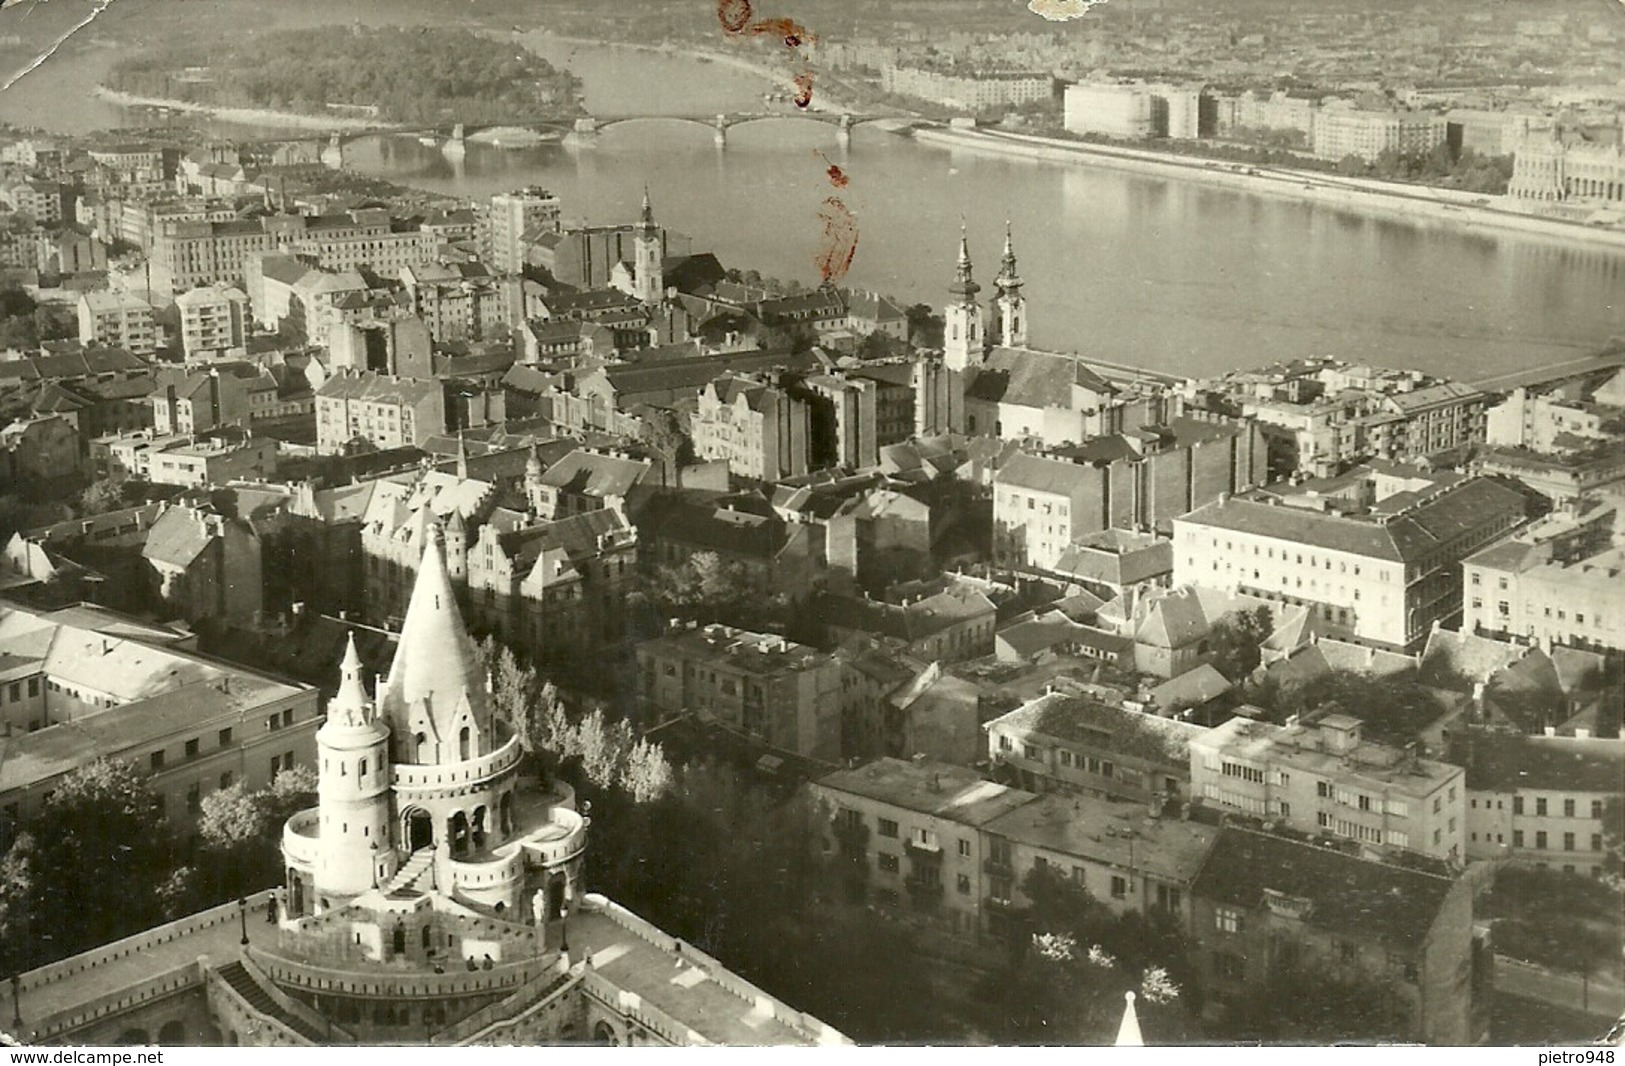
915, 126, 1625, 252
92, 87, 396, 132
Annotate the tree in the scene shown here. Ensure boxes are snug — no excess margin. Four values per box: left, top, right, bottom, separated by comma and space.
1, 761, 172, 968
1219, 957, 1409, 1042
1206, 605, 1273, 682
0, 831, 42, 974
905, 303, 944, 349
642, 550, 755, 625
78, 473, 135, 517
197, 782, 272, 852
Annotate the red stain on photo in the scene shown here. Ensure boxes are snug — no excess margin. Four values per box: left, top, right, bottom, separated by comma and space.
815, 197, 858, 283
717, 0, 753, 35
826, 164, 848, 188
746, 17, 815, 46
793, 72, 815, 108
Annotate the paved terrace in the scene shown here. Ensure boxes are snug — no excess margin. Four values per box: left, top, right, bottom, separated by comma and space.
568, 895, 846, 1046
11, 895, 276, 1042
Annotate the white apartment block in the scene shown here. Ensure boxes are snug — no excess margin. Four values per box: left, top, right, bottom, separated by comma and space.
1191, 713, 1467, 864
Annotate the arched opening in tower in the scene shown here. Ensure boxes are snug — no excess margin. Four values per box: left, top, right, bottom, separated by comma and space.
405, 808, 434, 852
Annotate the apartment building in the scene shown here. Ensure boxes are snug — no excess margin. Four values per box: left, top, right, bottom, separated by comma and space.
1312, 108, 1447, 162
76, 290, 159, 355
1188, 828, 1481, 1045
637, 623, 847, 762
1462, 502, 1625, 652
810, 758, 1037, 940
981, 791, 1219, 934
1452, 730, 1623, 877
986, 691, 1205, 806
994, 418, 1264, 570
881, 67, 1054, 111
315, 370, 446, 455
1190, 712, 1467, 864
486, 186, 562, 273
174, 284, 249, 359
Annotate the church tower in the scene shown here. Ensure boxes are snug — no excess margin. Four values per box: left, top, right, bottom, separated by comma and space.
990, 221, 1027, 349
633, 187, 663, 305
312, 633, 397, 902
943, 226, 983, 373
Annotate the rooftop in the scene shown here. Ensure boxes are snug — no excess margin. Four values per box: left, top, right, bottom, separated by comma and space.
1191, 827, 1457, 948
987, 691, 1205, 765
983, 791, 1219, 885
816, 757, 1037, 826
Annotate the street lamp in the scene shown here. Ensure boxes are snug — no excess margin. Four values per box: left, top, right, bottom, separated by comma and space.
238, 897, 249, 946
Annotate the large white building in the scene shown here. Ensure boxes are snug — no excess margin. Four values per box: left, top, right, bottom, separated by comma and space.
1173, 472, 1528, 650
1312, 108, 1448, 162
174, 284, 248, 359
486, 186, 561, 273
77, 289, 160, 354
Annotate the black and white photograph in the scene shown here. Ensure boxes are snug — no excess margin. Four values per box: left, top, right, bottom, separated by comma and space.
0, 0, 1621, 1051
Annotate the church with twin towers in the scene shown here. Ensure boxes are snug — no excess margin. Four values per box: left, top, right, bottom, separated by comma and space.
8, 529, 848, 1047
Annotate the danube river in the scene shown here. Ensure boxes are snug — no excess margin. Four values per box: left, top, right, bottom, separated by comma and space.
5, 26, 1625, 382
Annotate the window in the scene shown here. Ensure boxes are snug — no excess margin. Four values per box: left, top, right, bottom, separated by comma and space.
185, 738, 199, 760
282, 708, 294, 728
1072, 866, 1086, 886
958, 839, 971, 858
1593, 834, 1603, 852
1564, 832, 1575, 852
998, 735, 1012, 752
1564, 799, 1576, 818
26, 678, 37, 698
219, 727, 233, 747
220, 771, 233, 789
1513, 830, 1524, 848
1513, 796, 1524, 816
1024, 744, 1042, 761
956, 874, 971, 895
1535, 831, 1548, 850
877, 853, 899, 874
1317, 781, 1332, 799
149, 750, 165, 771
1215, 908, 1241, 934
1593, 800, 1605, 819
877, 818, 899, 839
1536, 798, 1548, 817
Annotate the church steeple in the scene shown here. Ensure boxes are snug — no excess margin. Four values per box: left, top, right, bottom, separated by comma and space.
943, 224, 984, 373
991, 220, 1027, 349
633, 186, 663, 304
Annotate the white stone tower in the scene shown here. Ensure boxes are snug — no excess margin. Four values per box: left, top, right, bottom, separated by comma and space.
943, 226, 983, 372
633, 187, 664, 305
990, 221, 1027, 349
313, 633, 397, 901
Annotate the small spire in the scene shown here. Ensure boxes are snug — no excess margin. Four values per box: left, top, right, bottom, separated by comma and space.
640, 185, 654, 227
998, 221, 1021, 290
949, 224, 979, 301
1115, 991, 1144, 1047
330, 631, 371, 725
525, 441, 543, 477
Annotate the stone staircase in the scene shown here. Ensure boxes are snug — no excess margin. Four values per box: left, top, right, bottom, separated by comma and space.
384, 848, 437, 899
216, 961, 327, 1043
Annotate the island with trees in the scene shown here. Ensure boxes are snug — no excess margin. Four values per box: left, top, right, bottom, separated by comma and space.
105, 26, 583, 127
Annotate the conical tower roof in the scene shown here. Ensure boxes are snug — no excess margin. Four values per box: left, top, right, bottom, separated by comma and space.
996, 220, 1022, 293
948, 225, 980, 301
377, 524, 490, 757
322, 631, 378, 732
1115, 991, 1144, 1047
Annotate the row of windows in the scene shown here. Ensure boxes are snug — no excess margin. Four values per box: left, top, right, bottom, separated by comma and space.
1506, 796, 1605, 819
151, 725, 238, 770
1509, 830, 1604, 852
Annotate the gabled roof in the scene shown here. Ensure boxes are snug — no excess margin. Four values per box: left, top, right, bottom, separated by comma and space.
994, 452, 1093, 498
141, 506, 218, 567
536, 448, 650, 498
988, 691, 1202, 764
967, 347, 1118, 409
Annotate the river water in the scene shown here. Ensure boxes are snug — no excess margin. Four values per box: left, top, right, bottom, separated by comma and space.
4, 26, 1624, 381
